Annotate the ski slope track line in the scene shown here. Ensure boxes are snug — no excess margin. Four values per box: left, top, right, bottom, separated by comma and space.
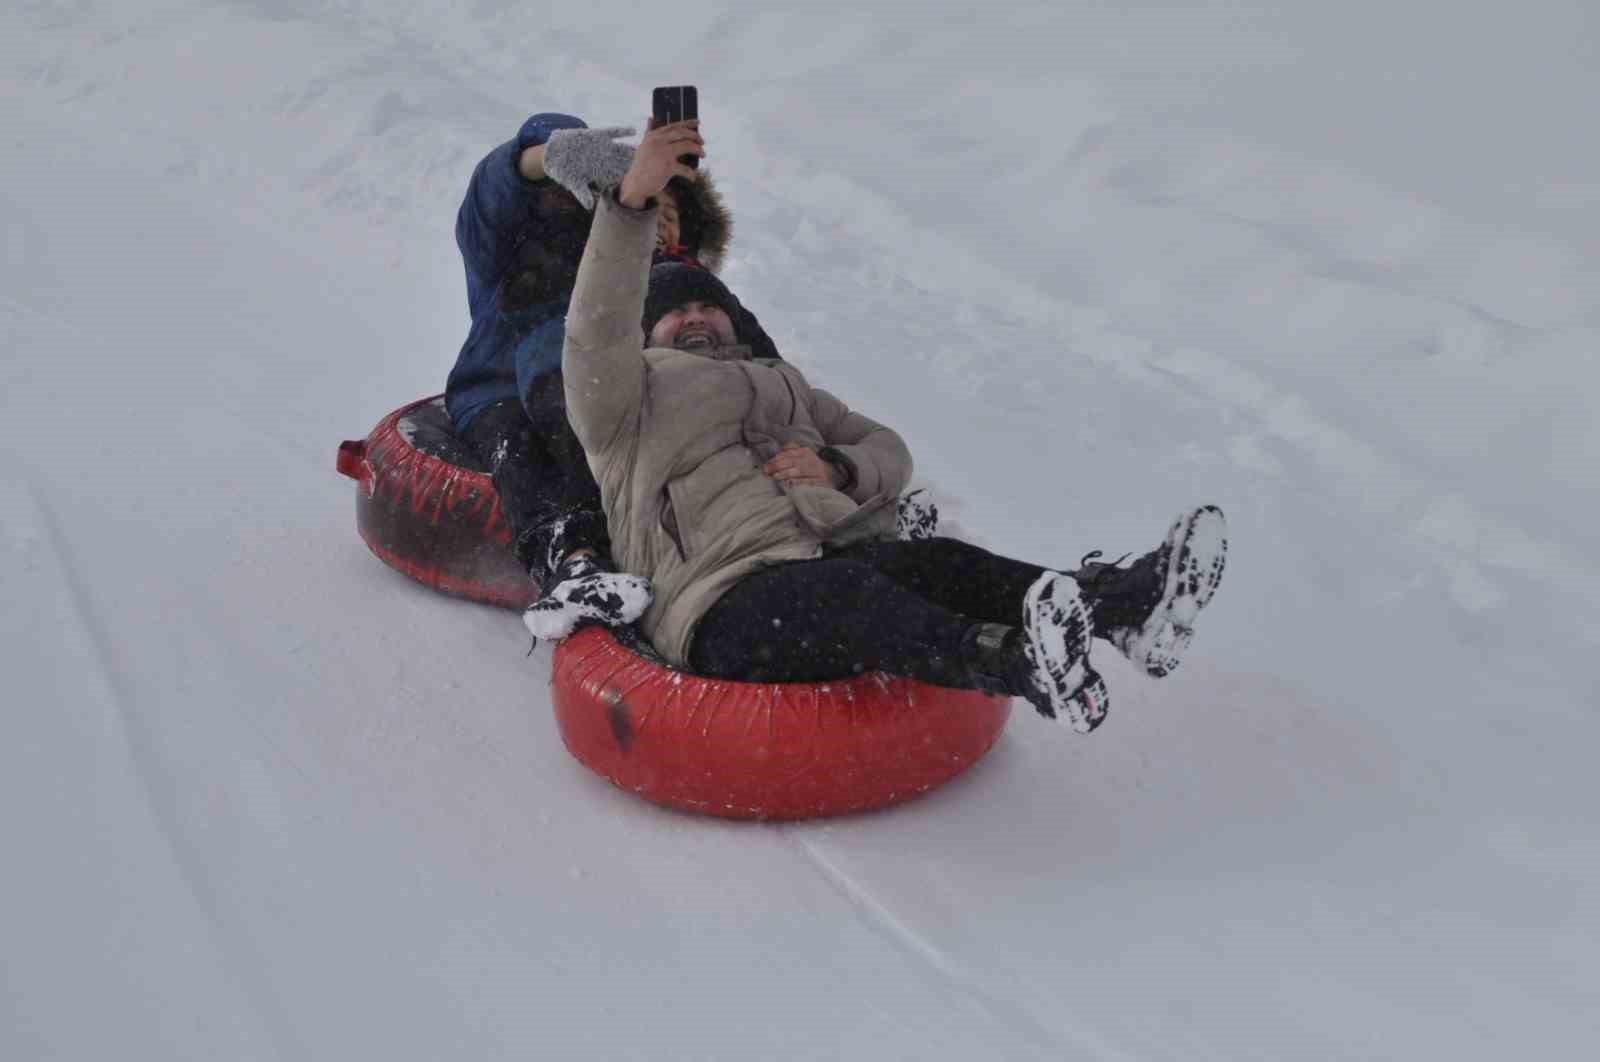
25, 483, 311, 1062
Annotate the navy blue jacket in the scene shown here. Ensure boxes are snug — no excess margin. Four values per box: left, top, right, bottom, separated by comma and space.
445, 113, 588, 433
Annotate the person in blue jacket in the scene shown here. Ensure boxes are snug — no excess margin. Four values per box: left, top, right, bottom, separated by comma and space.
446, 111, 776, 641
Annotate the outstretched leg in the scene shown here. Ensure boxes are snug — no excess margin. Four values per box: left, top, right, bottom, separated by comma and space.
828, 537, 1047, 625
461, 393, 651, 642
688, 552, 1110, 733
688, 556, 976, 688
459, 395, 609, 577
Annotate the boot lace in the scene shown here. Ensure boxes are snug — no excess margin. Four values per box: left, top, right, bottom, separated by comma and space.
1073, 548, 1167, 631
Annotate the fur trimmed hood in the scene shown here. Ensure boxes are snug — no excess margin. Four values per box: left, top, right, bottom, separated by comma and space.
666, 169, 731, 273
498, 170, 733, 314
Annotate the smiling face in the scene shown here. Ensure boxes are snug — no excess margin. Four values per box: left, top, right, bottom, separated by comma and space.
648, 300, 737, 351
655, 187, 682, 253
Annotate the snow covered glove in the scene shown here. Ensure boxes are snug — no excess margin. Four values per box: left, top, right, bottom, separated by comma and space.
1072, 506, 1228, 678
522, 553, 653, 644
896, 489, 940, 541
542, 126, 636, 211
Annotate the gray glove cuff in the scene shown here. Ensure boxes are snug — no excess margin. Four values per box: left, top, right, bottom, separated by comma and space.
542, 126, 636, 211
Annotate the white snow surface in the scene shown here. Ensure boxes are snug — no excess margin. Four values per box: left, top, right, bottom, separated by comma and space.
4, 2, 1598, 1058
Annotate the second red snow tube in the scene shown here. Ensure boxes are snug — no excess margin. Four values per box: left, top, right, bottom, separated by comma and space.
337, 395, 535, 609
339, 396, 1012, 819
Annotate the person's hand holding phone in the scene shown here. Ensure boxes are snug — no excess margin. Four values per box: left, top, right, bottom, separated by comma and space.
652, 85, 699, 168
618, 121, 703, 209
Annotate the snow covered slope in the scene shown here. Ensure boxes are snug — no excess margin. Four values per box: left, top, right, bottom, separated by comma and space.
3, 2, 1596, 1058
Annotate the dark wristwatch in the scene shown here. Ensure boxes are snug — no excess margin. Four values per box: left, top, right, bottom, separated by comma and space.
816, 446, 857, 493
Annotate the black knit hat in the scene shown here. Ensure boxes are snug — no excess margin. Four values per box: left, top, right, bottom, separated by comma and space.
643, 261, 742, 339
642, 259, 783, 360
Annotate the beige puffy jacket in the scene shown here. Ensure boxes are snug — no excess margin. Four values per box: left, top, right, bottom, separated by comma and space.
563, 194, 913, 665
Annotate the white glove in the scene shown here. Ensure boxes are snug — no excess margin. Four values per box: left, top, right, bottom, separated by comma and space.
542, 126, 636, 210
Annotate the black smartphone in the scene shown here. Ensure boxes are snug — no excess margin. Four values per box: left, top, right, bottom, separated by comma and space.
652, 85, 699, 169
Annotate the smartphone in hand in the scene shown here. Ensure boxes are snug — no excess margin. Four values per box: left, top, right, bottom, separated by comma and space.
652, 85, 699, 169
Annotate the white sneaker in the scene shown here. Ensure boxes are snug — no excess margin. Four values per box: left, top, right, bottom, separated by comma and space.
522, 555, 653, 643
1019, 571, 1110, 733
895, 489, 940, 541
1075, 506, 1228, 678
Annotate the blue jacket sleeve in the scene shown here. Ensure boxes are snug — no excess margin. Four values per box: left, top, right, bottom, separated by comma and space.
455, 112, 587, 306
514, 314, 569, 404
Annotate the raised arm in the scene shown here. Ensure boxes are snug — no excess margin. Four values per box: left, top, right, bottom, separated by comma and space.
455, 113, 585, 299
562, 121, 705, 455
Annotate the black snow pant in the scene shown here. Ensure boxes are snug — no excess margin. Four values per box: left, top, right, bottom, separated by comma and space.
458, 374, 609, 579
687, 537, 1047, 687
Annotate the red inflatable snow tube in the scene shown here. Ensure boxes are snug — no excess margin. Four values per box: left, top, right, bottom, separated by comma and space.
339, 397, 1011, 820
553, 627, 1011, 819
337, 395, 535, 609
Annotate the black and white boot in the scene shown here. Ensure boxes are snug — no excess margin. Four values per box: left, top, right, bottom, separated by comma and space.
1019, 572, 1110, 732
895, 489, 940, 542
964, 573, 1110, 733
523, 552, 653, 644
1072, 506, 1228, 678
